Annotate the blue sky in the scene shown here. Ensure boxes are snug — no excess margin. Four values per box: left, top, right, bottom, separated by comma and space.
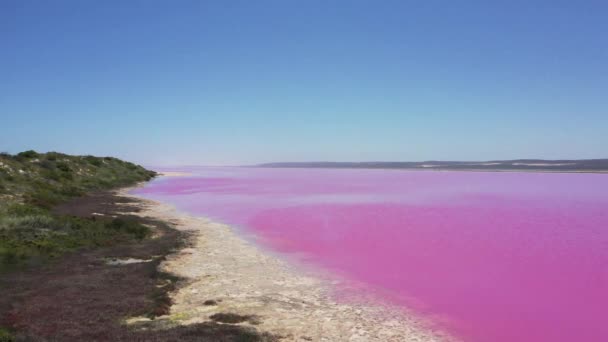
1, 1, 606, 165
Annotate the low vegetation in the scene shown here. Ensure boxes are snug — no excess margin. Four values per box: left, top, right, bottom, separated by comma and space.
0, 153, 277, 341
0, 150, 156, 271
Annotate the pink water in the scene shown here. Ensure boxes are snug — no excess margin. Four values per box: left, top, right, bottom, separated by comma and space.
134, 167, 608, 341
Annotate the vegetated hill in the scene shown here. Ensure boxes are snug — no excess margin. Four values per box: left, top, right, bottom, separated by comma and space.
0, 150, 157, 271
0, 154, 278, 341
258, 159, 608, 172
0, 150, 156, 207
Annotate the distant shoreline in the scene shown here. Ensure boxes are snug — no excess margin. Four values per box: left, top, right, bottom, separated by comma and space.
255, 159, 608, 174
256, 166, 608, 174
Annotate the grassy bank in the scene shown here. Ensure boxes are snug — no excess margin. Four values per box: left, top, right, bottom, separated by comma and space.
0, 150, 156, 271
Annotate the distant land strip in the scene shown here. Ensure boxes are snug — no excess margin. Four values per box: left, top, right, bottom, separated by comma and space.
257, 159, 608, 173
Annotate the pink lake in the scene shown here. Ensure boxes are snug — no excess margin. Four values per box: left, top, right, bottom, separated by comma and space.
134, 167, 608, 342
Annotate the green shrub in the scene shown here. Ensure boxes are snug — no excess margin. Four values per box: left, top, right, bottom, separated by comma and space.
1, 172, 14, 181
84, 155, 103, 167
109, 218, 150, 240
24, 189, 63, 208
17, 150, 39, 159
41, 169, 62, 182
0, 214, 56, 232
45, 152, 63, 161
0, 327, 15, 342
4, 203, 47, 216
56, 162, 71, 172
59, 185, 83, 197
39, 159, 55, 169
0, 214, 151, 270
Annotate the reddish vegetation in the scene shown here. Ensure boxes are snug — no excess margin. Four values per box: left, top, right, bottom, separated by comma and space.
0, 192, 277, 341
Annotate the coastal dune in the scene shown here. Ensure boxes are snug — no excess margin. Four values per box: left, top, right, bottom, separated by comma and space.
121, 188, 448, 341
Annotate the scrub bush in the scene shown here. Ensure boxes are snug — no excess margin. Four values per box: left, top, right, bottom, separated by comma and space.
0, 152, 156, 271
16, 150, 38, 159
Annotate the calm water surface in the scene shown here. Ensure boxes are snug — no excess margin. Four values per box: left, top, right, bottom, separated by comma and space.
134, 167, 608, 342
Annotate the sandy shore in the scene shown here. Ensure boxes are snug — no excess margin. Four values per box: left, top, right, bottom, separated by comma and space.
157, 171, 193, 177
119, 188, 451, 342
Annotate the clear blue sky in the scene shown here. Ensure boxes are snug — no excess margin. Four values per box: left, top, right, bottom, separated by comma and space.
1, 1, 606, 165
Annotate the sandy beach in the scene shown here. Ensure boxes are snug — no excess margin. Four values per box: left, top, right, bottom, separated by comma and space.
157, 171, 194, 177
119, 187, 450, 341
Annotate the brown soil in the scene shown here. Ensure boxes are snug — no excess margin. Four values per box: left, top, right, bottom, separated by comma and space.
0, 191, 277, 341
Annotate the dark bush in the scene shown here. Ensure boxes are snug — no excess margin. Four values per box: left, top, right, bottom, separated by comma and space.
60, 172, 73, 180
5, 203, 47, 216
39, 159, 55, 170
24, 189, 62, 208
209, 313, 260, 324
0, 326, 15, 342
59, 186, 82, 197
56, 162, 70, 173
41, 169, 61, 182
108, 218, 150, 240
0, 328, 15, 342
45, 152, 63, 161
84, 156, 102, 167
17, 150, 39, 159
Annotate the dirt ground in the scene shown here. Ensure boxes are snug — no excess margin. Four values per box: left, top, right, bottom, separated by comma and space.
0, 191, 277, 341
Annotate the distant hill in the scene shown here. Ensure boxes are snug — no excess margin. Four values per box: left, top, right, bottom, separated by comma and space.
257, 159, 608, 172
